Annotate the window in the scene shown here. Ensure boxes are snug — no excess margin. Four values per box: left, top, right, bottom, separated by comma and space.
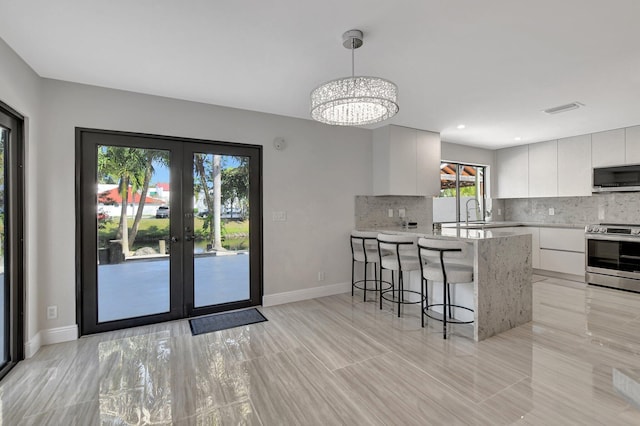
433, 162, 486, 223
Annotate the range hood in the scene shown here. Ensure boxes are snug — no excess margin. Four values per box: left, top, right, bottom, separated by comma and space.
593, 164, 640, 192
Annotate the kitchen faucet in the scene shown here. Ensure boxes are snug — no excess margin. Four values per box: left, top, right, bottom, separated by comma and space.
465, 198, 480, 226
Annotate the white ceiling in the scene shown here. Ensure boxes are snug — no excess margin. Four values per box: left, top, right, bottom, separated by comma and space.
2, 0, 640, 149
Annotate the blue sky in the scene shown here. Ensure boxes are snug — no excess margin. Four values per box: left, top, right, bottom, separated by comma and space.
151, 155, 244, 185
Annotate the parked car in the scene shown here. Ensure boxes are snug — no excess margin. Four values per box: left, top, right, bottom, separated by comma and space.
156, 205, 170, 218
197, 210, 209, 218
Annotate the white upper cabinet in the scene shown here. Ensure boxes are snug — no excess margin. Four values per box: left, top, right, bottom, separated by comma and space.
592, 129, 625, 167
416, 130, 441, 196
558, 134, 592, 196
373, 125, 441, 196
625, 125, 640, 164
496, 145, 529, 198
528, 140, 558, 197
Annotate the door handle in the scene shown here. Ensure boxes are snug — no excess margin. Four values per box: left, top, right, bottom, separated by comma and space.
171, 236, 180, 243
185, 234, 195, 242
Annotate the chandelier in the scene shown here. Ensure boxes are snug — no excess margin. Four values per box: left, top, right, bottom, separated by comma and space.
310, 30, 399, 126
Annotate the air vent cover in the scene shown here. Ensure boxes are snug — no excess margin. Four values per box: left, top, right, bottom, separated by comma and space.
543, 102, 584, 114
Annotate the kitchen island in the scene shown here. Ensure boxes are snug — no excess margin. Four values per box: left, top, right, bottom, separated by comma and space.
367, 226, 532, 341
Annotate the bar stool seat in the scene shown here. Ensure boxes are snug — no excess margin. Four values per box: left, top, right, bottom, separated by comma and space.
418, 237, 474, 339
377, 233, 424, 317
350, 230, 391, 301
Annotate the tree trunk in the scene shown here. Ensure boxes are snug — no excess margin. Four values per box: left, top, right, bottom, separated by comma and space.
129, 156, 153, 250
195, 155, 215, 244
119, 177, 130, 256
213, 155, 223, 250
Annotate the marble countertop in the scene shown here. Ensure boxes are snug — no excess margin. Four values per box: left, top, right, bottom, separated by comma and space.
441, 221, 587, 230
361, 226, 531, 241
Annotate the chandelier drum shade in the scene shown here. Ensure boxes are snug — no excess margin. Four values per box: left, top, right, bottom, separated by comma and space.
310, 30, 399, 126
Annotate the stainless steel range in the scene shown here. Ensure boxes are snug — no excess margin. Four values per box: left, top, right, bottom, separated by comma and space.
585, 223, 640, 293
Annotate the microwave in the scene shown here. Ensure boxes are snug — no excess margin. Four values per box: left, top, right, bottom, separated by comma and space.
593, 164, 640, 192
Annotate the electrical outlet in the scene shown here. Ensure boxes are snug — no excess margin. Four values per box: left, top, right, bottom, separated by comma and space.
388, 209, 394, 218
498, 208, 502, 216
317, 271, 325, 281
47, 305, 58, 320
548, 208, 555, 216
398, 208, 406, 218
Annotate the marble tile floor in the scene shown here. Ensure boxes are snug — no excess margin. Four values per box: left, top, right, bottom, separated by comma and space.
3, 275, 640, 425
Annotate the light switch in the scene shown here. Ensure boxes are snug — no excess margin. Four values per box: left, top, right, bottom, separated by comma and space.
548, 208, 555, 216
399, 208, 406, 218
272, 211, 287, 221
388, 209, 394, 218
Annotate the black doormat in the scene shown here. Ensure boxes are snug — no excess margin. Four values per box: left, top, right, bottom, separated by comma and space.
189, 308, 267, 336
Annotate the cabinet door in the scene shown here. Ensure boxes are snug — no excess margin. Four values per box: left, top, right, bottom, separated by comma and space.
539, 250, 585, 276
388, 125, 417, 195
539, 228, 585, 252
528, 140, 558, 197
416, 130, 441, 196
558, 135, 592, 196
625, 125, 640, 164
496, 145, 529, 198
592, 129, 625, 167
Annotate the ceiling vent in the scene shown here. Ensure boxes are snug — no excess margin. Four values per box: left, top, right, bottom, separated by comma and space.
543, 102, 584, 115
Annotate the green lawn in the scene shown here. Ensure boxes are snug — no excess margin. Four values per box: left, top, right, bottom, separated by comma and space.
99, 217, 249, 250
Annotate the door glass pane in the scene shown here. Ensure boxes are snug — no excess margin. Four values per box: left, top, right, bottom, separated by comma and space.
433, 162, 458, 222
0, 128, 6, 365
192, 153, 250, 307
97, 146, 171, 322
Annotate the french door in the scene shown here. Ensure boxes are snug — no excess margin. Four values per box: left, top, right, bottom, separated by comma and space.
0, 103, 24, 380
77, 129, 262, 335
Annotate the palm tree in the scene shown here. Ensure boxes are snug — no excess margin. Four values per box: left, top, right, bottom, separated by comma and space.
128, 150, 168, 250
98, 146, 147, 256
194, 153, 223, 250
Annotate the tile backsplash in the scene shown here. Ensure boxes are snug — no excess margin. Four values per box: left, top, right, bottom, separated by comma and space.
355, 196, 433, 229
505, 192, 640, 225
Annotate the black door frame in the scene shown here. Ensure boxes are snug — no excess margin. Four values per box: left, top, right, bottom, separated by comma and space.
75, 128, 263, 336
0, 101, 25, 381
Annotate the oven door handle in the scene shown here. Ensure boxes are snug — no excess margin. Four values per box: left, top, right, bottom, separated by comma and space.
586, 234, 640, 242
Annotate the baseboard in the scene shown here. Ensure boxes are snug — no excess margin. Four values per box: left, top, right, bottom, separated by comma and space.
24, 325, 78, 358
24, 331, 41, 359
533, 268, 583, 283
262, 281, 351, 307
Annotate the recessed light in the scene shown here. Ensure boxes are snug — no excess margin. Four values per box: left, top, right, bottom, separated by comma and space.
514, 137, 522, 141
457, 124, 466, 129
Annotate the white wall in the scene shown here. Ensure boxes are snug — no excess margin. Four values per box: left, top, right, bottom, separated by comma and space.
0, 38, 42, 348
37, 79, 372, 337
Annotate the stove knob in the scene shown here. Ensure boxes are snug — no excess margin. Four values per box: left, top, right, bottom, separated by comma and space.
586, 226, 594, 233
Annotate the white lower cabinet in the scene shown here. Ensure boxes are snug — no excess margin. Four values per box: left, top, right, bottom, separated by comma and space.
539, 249, 585, 276
538, 227, 585, 276
498, 226, 584, 275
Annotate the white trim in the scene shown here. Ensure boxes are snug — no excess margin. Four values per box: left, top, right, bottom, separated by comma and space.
24, 331, 41, 359
23, 325, 78, 358
41, 325, 78, 345
262, 281, 350, 307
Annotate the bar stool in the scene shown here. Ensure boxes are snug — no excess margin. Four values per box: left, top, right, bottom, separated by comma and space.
350, 230, 390, 301
418, 237, 474, 339
377, 233, 423, 317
